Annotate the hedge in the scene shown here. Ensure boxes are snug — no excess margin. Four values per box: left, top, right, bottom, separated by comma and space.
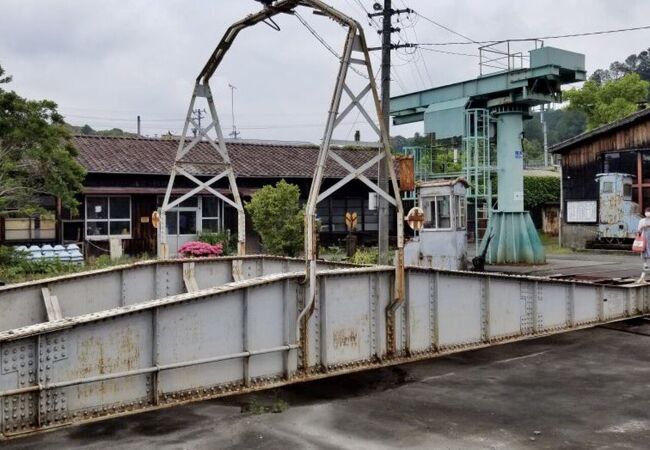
523, 176, 560, 210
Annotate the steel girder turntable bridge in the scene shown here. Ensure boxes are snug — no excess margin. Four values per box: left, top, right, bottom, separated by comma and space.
1, 1, 648, 439
0, 256, 648, 438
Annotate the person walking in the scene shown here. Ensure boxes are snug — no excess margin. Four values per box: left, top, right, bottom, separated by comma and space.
636, 207, 650, 281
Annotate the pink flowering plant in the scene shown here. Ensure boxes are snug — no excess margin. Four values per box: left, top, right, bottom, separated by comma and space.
178, 241, 223, 257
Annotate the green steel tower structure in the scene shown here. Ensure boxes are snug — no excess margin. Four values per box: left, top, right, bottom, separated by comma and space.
463, 108, 492, 253
390, 44, 586, 264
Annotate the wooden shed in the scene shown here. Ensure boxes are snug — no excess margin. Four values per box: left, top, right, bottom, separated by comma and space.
551, 107, 650, 248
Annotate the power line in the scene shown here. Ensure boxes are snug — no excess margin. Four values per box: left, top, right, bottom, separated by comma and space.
293, 11, 369, 79
66, 117, 378, 131
397, 46, 426, 89
388, 5, 432, 86
418, 47, 480, 58
353, 0, 382, 29
391, 67, 408, 92
63, 113, 185, 122
413, 10, 481, 46
419, 24, 650, 46
397, 8, 490, 84
342, 2, 414, 93
409, 19, 433, 85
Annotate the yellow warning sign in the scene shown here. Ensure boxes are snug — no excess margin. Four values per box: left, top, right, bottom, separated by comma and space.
345, 211, 358, 231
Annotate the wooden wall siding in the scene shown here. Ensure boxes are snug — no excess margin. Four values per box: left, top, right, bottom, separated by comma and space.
562, 152, 602, 201
561, 118, 650, 203
131, 195, 158, 242
561, 119, 650, 169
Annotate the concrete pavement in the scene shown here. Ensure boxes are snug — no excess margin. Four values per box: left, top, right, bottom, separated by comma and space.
5, 318, 649, 450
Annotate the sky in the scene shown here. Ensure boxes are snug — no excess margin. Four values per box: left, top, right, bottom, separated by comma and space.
1, 0, 649, 143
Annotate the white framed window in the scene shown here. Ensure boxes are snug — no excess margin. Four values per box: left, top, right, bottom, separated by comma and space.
456, 196, 467, 230
423, 195, 452, 230
157, 195, 226, 236
157, 196, 198, 236
85, 196, 132, 240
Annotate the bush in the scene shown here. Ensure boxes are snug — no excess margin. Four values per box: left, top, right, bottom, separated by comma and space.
523, 176, 560, 211
178, 241, 223, 257
0, 246, 25, 266
0, 248, 81, 282
349, 247, 379, 265
0, 248, 145, 284
197, 230, 237, 256
245, 180, 304, 257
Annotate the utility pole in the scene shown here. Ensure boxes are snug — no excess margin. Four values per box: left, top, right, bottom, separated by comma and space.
192, 108, 206, 137
541, 104, 549, 166
228, 84, 240, 139
369, 0, 413, 264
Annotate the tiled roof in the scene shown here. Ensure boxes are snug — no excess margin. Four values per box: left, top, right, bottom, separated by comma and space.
72, 135, 389, 179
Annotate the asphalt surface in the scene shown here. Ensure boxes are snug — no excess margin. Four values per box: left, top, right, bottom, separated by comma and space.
5, 318, 649, 450
486, 252, 646, 281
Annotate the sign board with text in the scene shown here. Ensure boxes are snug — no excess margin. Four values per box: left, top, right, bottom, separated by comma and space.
566, 200, 597, 223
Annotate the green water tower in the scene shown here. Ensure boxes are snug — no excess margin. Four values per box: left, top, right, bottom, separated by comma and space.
390, 44, 586, 264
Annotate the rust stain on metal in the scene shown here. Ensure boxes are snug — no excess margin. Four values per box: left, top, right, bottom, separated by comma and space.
600, 194, 623, 225
397, 156, 415, 192
77, 329, 141, 377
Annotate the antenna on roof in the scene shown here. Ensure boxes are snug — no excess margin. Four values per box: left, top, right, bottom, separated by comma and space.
229, 84, 240, 139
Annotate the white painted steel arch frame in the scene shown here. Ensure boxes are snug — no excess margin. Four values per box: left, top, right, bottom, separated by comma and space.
158, 0, 405, 348
159, 90, 245, 266
294, 1, 405, 355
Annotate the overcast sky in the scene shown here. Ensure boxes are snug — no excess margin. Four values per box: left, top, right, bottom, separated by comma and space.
2, 0, 649, 143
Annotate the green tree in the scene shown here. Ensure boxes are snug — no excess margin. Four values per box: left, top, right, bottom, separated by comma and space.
564, 73, 649, 129
523, 138, 544, 166
0, 64, 86, 215
590, 47, 650, 85
96, 128, 127, 137
244, 179, 304, 256
523, 109, 587, 148
80, 124, 95, 135
431, 148, 462, 173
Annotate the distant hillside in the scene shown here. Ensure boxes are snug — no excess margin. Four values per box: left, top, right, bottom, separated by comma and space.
66, 123, 138, 138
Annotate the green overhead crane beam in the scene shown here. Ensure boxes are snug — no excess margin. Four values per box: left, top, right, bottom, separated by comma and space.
390, 46, 585, 138
389, 46, 585, 264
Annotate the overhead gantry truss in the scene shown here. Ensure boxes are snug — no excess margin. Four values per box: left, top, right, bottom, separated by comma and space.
159, 0, 404, 351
